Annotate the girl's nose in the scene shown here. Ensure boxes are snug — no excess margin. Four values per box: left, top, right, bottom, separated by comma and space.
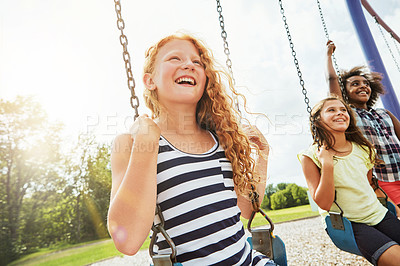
182, 60, 195, 70
360, 81, 369, 88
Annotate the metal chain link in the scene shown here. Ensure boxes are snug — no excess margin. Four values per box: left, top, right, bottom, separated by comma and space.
215, 0, 241, 114
149, 205, 178, 263
114, 0, 139, 120
393, 35, 400, 59
249, 184, 260, 211
215, 0, 260, 208
278, 0, 321, 147
374, 17, 400, 74
316, 0, 348, 103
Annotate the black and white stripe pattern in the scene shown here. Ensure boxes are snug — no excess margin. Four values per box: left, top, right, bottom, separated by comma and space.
153, 133, 275, 265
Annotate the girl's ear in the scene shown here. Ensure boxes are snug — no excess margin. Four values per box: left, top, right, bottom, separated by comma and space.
143, 73, 156, 91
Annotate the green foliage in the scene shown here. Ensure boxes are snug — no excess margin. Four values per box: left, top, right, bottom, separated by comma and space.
0, 96, 64, 263
261, 184, 276, 210
261, 182, 309, 210
271, 191, 287, 210
288, 183, 309, 206
276, 183, 288, 191
0, 96, 112, 265
260, 194, 270, 210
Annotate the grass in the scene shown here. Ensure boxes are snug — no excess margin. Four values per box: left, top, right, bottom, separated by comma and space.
9, 240, 122, 266
241, 204, 319, 228
10, 204, 318, 265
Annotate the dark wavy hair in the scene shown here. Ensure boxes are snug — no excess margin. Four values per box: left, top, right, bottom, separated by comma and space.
340, 66, 385, 108
310, 96, 379, 164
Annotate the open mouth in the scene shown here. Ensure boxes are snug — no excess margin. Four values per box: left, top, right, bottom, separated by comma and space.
175, 77, 196, 86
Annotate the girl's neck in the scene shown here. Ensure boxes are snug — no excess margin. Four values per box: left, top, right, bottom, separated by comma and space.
157, 110, 201, 135
350, 101, 368, 110
332, 133, 350, 151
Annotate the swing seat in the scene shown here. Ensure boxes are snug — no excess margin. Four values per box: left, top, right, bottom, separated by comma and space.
387, 201, 397, 216
325, 212, 362, 256
325, 198, 397, 257
378, 198, 397, 216
150, 254, 182, 266
247, 228, 287, 266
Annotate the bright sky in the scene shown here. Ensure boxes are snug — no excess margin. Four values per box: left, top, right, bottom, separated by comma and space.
1, 0, 400, 187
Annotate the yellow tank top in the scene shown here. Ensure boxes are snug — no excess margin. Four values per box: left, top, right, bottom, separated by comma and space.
299, 142, 387, 226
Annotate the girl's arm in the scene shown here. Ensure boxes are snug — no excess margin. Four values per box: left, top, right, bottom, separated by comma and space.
107, 115, 160, 255
367, 170, 400, 217
386, 110, 400, 142
300, 147, 335, 211
325, 41, 343, 99
237, 126, 269, 219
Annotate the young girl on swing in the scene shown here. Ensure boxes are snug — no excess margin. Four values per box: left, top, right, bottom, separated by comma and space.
326, 41, 400, 208
107, 32, 275, 265
299, 96, 400, 265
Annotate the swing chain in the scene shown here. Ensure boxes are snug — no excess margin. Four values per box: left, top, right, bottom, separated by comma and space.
374, 16, 400, 74
114, 0, 139, 120
249, 184, 260, 212
149, 205, 178, 263
216, 0, 236, 86
392, 34, 400, 59
278, 0, 321, 147
215, 0, 241, 114
316, 0, 348, 103
279, 0, 310, 114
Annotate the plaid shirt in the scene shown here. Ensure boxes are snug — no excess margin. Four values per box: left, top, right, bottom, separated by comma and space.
353, 107, 400, 182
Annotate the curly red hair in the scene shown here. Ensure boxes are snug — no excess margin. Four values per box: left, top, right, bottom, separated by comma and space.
142, 33, 260, 197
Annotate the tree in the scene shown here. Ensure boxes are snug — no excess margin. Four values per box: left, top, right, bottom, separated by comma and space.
287, 183, 309, 206
265, 183, 309, 210
84, 143, 111, 239
261, 183, 276, 210
62, 135, 111, 242
0, 96, 114, 264
276, 183, 288, 191
271, 191, 287, 210
0, 96, 63, 263
261, 194, 270, 210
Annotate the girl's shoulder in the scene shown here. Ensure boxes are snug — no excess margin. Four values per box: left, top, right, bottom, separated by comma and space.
351, 142, 375, 168
300, 143, 318, 155
372, 107, 391, 116
360, 107, 389, 116
351, 141, 375, 158
352, 141, 372, 152
297, 144, 320, 167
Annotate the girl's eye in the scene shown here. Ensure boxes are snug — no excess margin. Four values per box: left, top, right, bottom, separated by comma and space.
170, 56, 180, 61
193, 60, 202, 66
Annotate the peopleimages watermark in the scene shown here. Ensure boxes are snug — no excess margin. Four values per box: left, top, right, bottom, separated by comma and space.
84, 112, 312, 137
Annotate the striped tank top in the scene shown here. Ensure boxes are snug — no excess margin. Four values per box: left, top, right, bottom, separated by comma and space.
154, 133, 275, 265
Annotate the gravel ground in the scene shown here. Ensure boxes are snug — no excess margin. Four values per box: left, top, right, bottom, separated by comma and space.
92, 216, 370, 265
